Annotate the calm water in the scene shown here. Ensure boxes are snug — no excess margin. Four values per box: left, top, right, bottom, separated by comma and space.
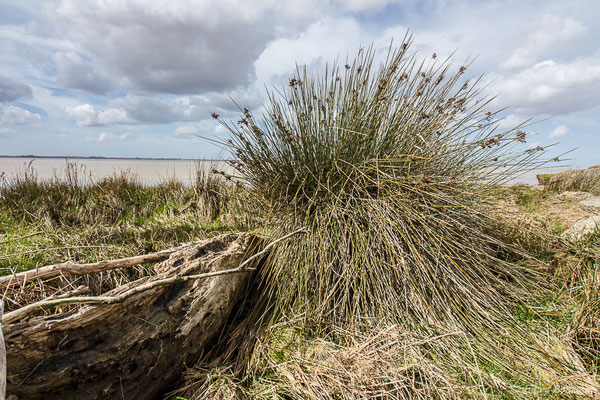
0, 157, 233, 185
0, 157, 578, 186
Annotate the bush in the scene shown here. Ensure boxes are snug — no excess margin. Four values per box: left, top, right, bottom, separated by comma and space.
221, 38, 548, 331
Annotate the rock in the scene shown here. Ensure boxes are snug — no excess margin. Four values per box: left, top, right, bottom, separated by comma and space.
579, 196, 600, 212
558, 191, 593, 201
4, 233, 261, 400
561, 216, 600, 241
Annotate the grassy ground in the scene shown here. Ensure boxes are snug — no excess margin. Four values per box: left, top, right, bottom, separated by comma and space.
0, 164, 256, 310
1, 165, 599, 398
179, 184, 600, 400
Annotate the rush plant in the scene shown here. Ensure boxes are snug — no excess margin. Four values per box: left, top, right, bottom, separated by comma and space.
219, 37, 547, 331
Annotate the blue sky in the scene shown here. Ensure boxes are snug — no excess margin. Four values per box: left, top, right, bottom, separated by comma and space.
0, 0, 599, 165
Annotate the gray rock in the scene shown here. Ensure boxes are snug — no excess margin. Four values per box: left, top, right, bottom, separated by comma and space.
562, 216, 600, 241
579, 196, 600, 212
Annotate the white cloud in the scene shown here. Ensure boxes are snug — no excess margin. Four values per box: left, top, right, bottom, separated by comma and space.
549, 124, 568, 138
530, 15, 587, 51
174, 119, 230, 138
500, 15, 587, 71
499, 48, 536, 70
255, 17, 367, 83
214, 124, 228, 134
87, 131, 138, 142
67, 103, 133, 126
0, 104, 41, 124
496, 113, 528, 131
342, 0, 401, 13
66, 104, 103, 126
67, 95, 191, 126
174, 122, 210, 138
491, 56, 600, 115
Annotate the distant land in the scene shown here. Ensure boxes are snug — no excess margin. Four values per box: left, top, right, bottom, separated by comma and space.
0, 155, 223, 161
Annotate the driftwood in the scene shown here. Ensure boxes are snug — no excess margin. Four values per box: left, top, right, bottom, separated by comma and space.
3, 229, 305, 326
0, 301, 5, 400
3, 232, 261, 399
0, 243, 192, 289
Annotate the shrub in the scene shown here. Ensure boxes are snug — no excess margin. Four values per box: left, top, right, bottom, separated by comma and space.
220, 38, 548, 331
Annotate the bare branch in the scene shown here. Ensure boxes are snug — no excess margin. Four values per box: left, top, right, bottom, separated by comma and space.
0, 243, 194, 289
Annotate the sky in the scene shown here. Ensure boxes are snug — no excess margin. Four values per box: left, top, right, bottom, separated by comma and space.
0, 0, 599, 165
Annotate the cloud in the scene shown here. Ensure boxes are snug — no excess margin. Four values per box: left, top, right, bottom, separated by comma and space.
0, 75, 32, 102
499, 48, 536, 70
496, 113, 528, 131
255, 17, 368, 83
91, 132, 138, 142
187, 86, 264, 120
491, 56, 600, 115
54, 51, 112, 94
174, 123, 203, 138
67, 95, 190, 126
499, 15, 587, 71
0, 104, 41, 124
0, 127, 17, 137
549, 124, 568, 138
110, 95, 189, 123
66, 103, 130, 126
53, 0, 276, 94
66, 88, 266, 127
174, 120, 226, 138
342, 0, 402, 13
529, 15, 587, 52
214, 124, 228, 134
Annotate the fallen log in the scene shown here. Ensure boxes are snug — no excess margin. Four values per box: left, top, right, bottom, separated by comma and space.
0, 242, 194, 290
0, 301, 5, 400
3, 232, 261, 400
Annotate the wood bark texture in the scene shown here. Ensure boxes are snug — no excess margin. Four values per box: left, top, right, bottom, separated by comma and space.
0, 301, 5, 400
3, 233, 259, 400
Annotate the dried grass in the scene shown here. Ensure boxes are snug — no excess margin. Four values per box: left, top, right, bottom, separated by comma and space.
547, 166, 600, 195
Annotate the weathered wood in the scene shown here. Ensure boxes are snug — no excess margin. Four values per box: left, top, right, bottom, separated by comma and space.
0, 243, 192, 289
4, 233, 260, 400
0, 301, 5, 400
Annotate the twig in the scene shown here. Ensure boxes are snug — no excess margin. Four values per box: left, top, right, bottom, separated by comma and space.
3, 228, 308, 325
0, 231, 44, 246
0, 243, 194, 289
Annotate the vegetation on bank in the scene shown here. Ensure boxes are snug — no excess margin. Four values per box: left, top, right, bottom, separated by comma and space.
0, 163, 254, 309
1, 38, 599, 399
197, 37, 597, 399
1, 164, 599, 399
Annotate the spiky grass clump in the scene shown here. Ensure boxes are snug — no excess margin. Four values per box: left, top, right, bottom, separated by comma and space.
222, 39, 546, 331
548, 166, 600, 195
555, 232, 600, 375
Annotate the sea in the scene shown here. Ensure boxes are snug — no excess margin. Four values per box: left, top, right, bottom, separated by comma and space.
0, 157, 233, 186
0, 156, 577, 186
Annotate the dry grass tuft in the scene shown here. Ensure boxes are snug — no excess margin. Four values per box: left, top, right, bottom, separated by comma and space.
547, 166, 600, 195
181, 321, 597, 400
